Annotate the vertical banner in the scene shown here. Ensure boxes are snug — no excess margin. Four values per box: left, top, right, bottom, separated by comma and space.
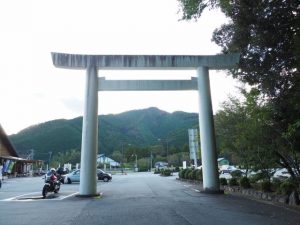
188, 129, 199, 167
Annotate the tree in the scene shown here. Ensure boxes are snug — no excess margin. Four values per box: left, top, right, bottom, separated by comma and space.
178, 0, 300, 181
51, 149, 81, 167
111, 151, 122, 164
215, 88, 278, 177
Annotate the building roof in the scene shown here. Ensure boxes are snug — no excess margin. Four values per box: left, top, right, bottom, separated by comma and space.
0, 124, 18, 157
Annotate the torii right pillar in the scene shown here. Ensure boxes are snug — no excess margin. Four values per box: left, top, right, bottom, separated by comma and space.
197, 66, 220, 193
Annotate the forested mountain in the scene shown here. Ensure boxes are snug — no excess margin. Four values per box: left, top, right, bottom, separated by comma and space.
9, 107, 198, 161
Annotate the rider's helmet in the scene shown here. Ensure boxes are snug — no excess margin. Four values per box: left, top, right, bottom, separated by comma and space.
50, 168, 56, 174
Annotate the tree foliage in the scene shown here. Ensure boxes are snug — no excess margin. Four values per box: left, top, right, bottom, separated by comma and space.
51, 149, 81, 168
215, 88, 300, 179
178, 0, 300, 181
215, 89, 277, 176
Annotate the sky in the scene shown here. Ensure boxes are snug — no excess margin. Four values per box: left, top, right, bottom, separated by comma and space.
0, 0, 242, 135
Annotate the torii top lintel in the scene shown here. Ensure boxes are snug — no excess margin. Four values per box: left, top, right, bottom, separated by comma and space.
51, 53, 240, 70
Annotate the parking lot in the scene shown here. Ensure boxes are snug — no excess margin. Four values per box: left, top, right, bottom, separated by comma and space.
1, 172, 300, 225
0, 175, 109, 202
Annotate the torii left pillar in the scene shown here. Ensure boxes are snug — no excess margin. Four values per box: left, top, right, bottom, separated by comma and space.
79, 65, 99, 196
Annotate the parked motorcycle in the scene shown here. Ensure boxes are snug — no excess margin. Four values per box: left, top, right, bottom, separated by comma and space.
42, 171, 61, 198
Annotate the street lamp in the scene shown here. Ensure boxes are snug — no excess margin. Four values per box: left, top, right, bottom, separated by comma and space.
132, 154, 137, 172
121, 143, 131, 174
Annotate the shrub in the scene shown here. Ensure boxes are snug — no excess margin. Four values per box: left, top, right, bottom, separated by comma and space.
279, 180, 298, 195
230, 170, 243, 178
161, 169, 172, 176
229, 178, 238, 186
191, 169, 197, 180
219, 178, 228, 185
271, 178, 282, 192
178, 169, 186, 178
260, 180, 272, 192
187, 169, 195, 180
154, 168, 160, 174
183, 169, 189, 179
195, 169, 203, 181
249, 172, 269, 183
239, 177, 251, 188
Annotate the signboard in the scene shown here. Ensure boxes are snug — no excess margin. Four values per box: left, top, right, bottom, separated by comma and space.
188, 129, 199, 167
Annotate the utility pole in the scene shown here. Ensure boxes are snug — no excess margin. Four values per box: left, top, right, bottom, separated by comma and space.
158, 138, 169, 164
48, 151, 52, 167
121, 143, 124, 174
150, 151, 153, 171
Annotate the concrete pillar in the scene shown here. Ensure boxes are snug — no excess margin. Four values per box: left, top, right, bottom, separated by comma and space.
197, 66, 220, 193
79, 65, 99, 196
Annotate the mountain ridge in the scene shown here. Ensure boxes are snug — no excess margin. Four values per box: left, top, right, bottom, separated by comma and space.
9, 107, 199, 160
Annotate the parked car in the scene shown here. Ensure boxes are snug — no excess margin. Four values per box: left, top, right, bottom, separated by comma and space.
219, 170, 232, 180
64, 169, 112, 184
154, 161, 168, 169
65, 169, 81, 184
273, 168, 291, 180
97, 169, 112, 182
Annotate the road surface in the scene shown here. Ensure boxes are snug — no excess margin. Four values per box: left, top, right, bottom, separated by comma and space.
0, 172, 299, 225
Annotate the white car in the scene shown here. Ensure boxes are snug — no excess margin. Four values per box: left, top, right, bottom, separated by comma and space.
219, 170, 232, 180
273, 168, 291, 179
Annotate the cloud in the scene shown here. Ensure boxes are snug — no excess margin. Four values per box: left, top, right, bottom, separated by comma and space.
61, 97, 83, 115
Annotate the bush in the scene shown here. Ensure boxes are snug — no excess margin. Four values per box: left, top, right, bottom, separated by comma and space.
260, 180, 272, 192
183, 169, 189, 179
187, 169, 195, 180
271, 178, 282, 192
179, 169, 184, 178
191, 169, 198, 180
195, 169, 203, 181
179, 168, 187, 179
154, 168, 160, 174
161, 169, 172, 176
230, 170, 243, 178
249, 172, 269, 183
219, 178, 228, 185
279, 180, 298, 195
229, 178, 238, 186
240, 177, 251, 188
179, 168, 202, 180
179, 168, 191, 179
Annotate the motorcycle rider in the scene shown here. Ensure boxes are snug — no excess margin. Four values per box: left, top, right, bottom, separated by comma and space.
42, 168, 60, 198
49, 168, 58, 186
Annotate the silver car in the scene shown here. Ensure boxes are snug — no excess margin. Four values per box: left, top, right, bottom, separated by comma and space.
64, 169, 80, 184
64, 169, 99, 184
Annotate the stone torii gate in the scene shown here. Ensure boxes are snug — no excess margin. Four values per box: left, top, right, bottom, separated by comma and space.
51, 53, 239, 196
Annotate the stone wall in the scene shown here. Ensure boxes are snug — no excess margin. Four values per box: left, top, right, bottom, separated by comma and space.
224, 186, 300, 206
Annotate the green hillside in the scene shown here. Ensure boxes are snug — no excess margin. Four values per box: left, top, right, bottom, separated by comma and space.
9, 107, 198, 161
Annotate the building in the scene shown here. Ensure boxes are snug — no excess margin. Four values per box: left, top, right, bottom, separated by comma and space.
0, 124, 42, 177
218, 158, 230, 169
97, 154, 120, 167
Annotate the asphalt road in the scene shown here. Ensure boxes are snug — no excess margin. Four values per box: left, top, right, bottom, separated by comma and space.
0, 172, 299, 225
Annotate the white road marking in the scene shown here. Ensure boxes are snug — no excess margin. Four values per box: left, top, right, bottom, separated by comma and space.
59, 192, 79, 200
1, 192, 40, 201
0, 191, 79, 202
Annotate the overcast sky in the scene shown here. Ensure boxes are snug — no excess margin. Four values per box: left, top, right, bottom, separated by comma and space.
0, 0, 242, 135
